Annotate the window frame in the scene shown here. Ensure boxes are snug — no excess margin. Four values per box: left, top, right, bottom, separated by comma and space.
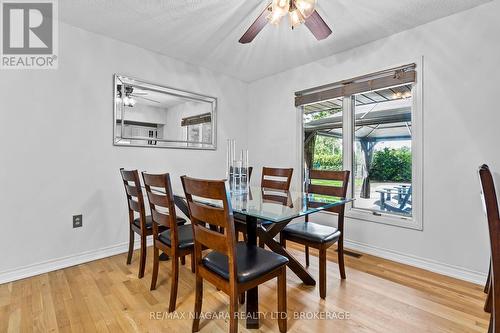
299, 58, 424, 230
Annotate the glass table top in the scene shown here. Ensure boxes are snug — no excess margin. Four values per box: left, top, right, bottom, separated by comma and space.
185, 186, 352, 223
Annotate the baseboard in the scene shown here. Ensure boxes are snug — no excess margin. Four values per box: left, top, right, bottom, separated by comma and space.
1, 237, 487, 286
344, 239, 487, 285
0, 238, 153, 285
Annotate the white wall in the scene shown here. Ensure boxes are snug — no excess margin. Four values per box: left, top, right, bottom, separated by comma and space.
1, 1, 498, 285
0, 23, 248, 277
247, 0, 500, 281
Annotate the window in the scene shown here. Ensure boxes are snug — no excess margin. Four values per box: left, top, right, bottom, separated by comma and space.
303, 97, 343, 173
183, 113, 213, 148
296, 63, 422, 229
352, 85, 413, 217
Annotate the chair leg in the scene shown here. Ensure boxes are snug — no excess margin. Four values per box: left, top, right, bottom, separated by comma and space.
305, 246, 310, 267
181, 256, 186, 266
280, 235, 286, 248
126, 227, 134, 265
190, 253, 196, 273
229, 292, 238, 333
168, 256, 180, 313
319, 247, 327, 299
485, 263, 491, 293
138, 235, 147, 279
192, 276, 203, 332
150, 246, 160, 290
485, 281, 492, 313
337, 240, 346, 280
277, 267, 287, 333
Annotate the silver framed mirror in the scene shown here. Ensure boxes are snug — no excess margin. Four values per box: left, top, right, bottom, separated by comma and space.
113, 74, 217, 150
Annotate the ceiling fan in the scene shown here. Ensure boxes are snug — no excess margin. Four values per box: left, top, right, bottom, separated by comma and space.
239, 0, 332, 44
117, 85, 161, 107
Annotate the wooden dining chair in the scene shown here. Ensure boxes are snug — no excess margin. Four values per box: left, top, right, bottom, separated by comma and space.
181, 176, 288, 333
486, 265, 493, 312
234, 167, 293, 247
261, 167, 294, 190
478, 164, 500, 332
258, 167, 294, 246
280, 170, 350, 299
142, 172, 195, 312
120, 168, 186, 279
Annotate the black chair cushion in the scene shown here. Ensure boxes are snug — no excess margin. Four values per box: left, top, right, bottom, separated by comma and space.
158, 224, 194, 249
282, 222, 341, 244
202, 242, 288, 283
133, 215, 186, 230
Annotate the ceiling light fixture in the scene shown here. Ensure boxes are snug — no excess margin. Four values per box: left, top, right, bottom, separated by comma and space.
268, 0, 316, 29
240, 0, 331, 44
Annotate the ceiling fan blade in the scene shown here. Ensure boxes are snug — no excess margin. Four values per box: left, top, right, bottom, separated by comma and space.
304, 10, 332, 41
239, 3, 271, 44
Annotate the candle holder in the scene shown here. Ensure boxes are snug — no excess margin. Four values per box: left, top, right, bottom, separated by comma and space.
226, 139, 249, 194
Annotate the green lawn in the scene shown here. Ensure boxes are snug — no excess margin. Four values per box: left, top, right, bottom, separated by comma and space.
311, 178, 363, 187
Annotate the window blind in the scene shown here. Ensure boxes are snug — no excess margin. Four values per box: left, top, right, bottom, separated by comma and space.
295, 63, 416, 107
181, 113, 212, 127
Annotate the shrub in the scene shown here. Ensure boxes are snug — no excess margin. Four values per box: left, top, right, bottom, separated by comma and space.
313, 153, 343, 171
370, 147, 411, 182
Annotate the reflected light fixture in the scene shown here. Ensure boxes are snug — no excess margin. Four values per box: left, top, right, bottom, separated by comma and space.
123, 96, 136, 107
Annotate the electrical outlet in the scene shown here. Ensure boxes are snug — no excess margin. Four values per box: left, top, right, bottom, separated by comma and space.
73, 215, 83, 228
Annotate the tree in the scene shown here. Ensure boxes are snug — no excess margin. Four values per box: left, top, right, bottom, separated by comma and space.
370, 147, 411, 182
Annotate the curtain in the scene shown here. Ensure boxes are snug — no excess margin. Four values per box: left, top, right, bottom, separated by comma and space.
304, 132, 316, 172
359, 140, 377, 198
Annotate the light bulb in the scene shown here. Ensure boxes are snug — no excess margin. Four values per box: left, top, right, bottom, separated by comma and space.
295, 0, 316, 19
268, 10, 283, 25
271, 0, 290, 18
289, 9, 305, 29
129, 98, 136, 106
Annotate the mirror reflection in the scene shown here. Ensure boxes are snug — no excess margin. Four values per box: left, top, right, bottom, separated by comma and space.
114, 75, 216, 149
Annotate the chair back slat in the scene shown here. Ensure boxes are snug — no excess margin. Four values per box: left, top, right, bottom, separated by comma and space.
193, 225, 228, 253
479, 164, 500, 332
261, 167, 293, 190
147, 191, 169, 208
310, 170, 346, 180
125, 184, 139, 197
189, 202, 227, 228
120, 169, 137, 182
308, 184, 345, 197
128, 198, 141, 213
307, 170, 350, 215
181, 176, 236, 268
142, 172, 177, 234
151, 209, 170, 228
120, 169, 147, 228
261, 189, 293, 207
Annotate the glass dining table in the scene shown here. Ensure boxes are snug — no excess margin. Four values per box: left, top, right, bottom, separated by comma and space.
175, 185, 352, 329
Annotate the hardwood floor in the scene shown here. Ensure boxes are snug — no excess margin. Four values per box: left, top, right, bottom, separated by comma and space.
0, 243, 489, 333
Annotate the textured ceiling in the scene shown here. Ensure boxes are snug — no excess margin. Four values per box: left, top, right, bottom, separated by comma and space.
60, 0, 491, 82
